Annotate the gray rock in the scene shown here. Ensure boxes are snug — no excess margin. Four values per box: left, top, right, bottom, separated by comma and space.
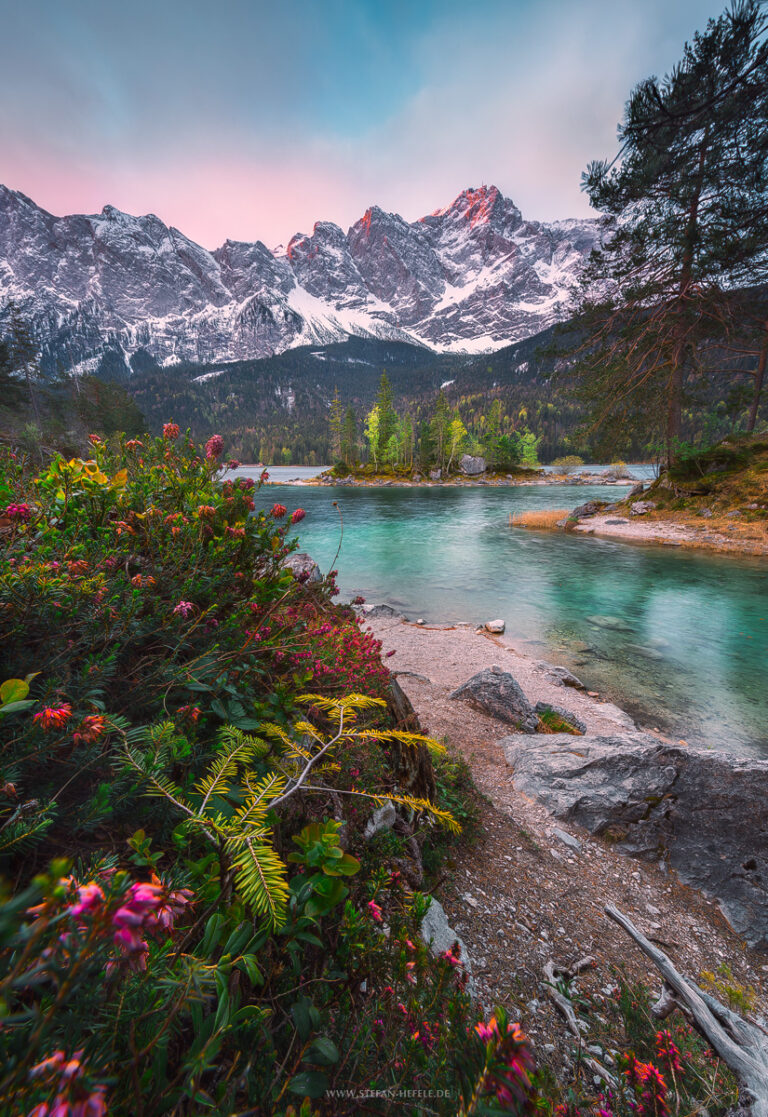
553, 827, 582, 852
484, 618, 505, 634
535, 663, 586, 690
586, 614, 633, 632
605, 518, 629, 525
630, 501, 657, 516
358, 603, 401, 618
364, 800, 397, 840
282, 552, 322, 583
451, 666, 538, 732
628, 483, 645, 498
459, 454, 486, 476
501, 734, 768, 948
534, 701, 587, 734
420, 898, 475, 997
429, 469, 442, 481
572, 500, 603, 518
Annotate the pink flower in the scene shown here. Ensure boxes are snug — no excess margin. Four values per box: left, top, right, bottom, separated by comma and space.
126, 439, 143, 450
227, 459, 240, 469
34, 704, 73, 730
270, 503, 287, 518
173, 600, 194, 618
73, 715, 108, 746
162, 422, 180, 440
260, 469, 270, 482
88, 434, 102, 446
205, 434, 224, 460
3, 502, 31, 522
290, 508, 306, 524
69, 883, 105, 919
367, 900, 383, 923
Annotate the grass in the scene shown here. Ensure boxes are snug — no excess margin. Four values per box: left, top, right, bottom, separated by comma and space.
510, 509, 570, 530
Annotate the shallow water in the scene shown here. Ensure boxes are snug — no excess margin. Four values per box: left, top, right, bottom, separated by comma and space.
261, 483, 768, 756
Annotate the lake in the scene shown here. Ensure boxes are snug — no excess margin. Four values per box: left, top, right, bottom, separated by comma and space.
256, 482, 768, 757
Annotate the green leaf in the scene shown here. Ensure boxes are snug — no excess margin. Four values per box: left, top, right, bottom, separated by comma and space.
306, 1036, 340, 1066
290, 998, 313, 1042
287, 1071, 328, 1098
0, 679, 29, 705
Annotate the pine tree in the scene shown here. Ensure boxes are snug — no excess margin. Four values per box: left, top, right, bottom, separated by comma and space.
574, 1, 768, 461
375, 372, 397, 463
329, 386, 344, 462
430, 390, 451, 471
341, 406, 358, 466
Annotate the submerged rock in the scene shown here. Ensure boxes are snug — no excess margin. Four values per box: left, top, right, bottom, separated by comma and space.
586, 614, 633, 632
451, 666, 538, 732
501, 733, 768, 949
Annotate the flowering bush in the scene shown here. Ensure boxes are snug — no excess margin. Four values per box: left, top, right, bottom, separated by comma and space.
0, 428, 496, 1113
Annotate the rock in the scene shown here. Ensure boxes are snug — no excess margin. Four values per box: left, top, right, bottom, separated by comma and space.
282, 552, 322, 583
627, 644, 665, 661
534, 702, 587, 734
459, 454, 486, 476
501, 733, 768, 949
630, 501, 657, 516
364, 800, 397, 840
605, 518, 629, 525
484, 619, 505, 634
429, 469, 442, 481
572, 500, 603, 519
451, 666, 539, 732
553, 827, 582, 852
586, 614, 633, 632
698, 508, 713, 518
628, 483, 645, 498
420, 898, 476, 997
535, 663, 586, 690
358, 603, 401, 618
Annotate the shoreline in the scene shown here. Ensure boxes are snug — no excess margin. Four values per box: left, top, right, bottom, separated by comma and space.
571, 511, 768, 556
362, 612, 767, 1030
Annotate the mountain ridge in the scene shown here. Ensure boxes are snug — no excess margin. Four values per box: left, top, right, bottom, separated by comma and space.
0, 182, 599, 374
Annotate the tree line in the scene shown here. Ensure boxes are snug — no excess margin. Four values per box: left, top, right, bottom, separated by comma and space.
328, 372, 542, 473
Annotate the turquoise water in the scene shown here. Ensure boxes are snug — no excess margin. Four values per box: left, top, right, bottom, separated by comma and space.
262, 483, 768, 756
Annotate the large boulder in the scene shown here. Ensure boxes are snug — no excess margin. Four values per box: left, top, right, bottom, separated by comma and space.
282, 552, 322, 583
451, 666, 538, 732
501, 733, 768, 948
571, 500, 604, 518
459, 454, 486, 476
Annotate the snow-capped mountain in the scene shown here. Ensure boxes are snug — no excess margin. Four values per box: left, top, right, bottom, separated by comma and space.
0, 183, 599, 373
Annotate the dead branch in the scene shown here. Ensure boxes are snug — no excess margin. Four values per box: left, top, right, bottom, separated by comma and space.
543, 958, 616, 1086
606, 903, 768, 1117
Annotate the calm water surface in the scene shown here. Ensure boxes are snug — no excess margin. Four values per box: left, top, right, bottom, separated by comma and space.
257, 483, 767, 756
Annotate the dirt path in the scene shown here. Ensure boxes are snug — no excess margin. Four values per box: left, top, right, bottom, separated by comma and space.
367, 615, 767, 1071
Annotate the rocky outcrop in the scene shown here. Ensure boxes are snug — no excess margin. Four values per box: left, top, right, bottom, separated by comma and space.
451, 666, 538, 732
501, 733, 768, 948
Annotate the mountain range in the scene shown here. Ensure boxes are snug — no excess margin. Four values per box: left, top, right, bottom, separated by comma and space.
0, 183, 599, 375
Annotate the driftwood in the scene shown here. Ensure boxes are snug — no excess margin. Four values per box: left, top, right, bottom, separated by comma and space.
606, 903, 768, 1117
543, 956, 617, 1086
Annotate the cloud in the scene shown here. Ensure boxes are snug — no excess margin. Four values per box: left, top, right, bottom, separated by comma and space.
0, 0, 723, 246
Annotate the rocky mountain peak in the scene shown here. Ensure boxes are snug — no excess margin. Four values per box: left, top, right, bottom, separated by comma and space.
0, 182, 600, 371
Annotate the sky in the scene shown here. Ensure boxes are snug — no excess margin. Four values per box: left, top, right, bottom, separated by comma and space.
0, 0, 724, 249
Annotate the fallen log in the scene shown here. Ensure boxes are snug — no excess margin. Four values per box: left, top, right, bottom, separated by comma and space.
606, 903, 768, 1117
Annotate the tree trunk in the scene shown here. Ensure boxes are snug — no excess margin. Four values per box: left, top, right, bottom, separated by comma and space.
747, 320, 768, 433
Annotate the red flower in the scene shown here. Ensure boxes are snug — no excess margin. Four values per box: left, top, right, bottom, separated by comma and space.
34, 704, 73, 730
271, 503, 287, 518
290, 508, 306, 524
162, 422, 180, 440
205, 434, 224, 460
73, 715, 108, 745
